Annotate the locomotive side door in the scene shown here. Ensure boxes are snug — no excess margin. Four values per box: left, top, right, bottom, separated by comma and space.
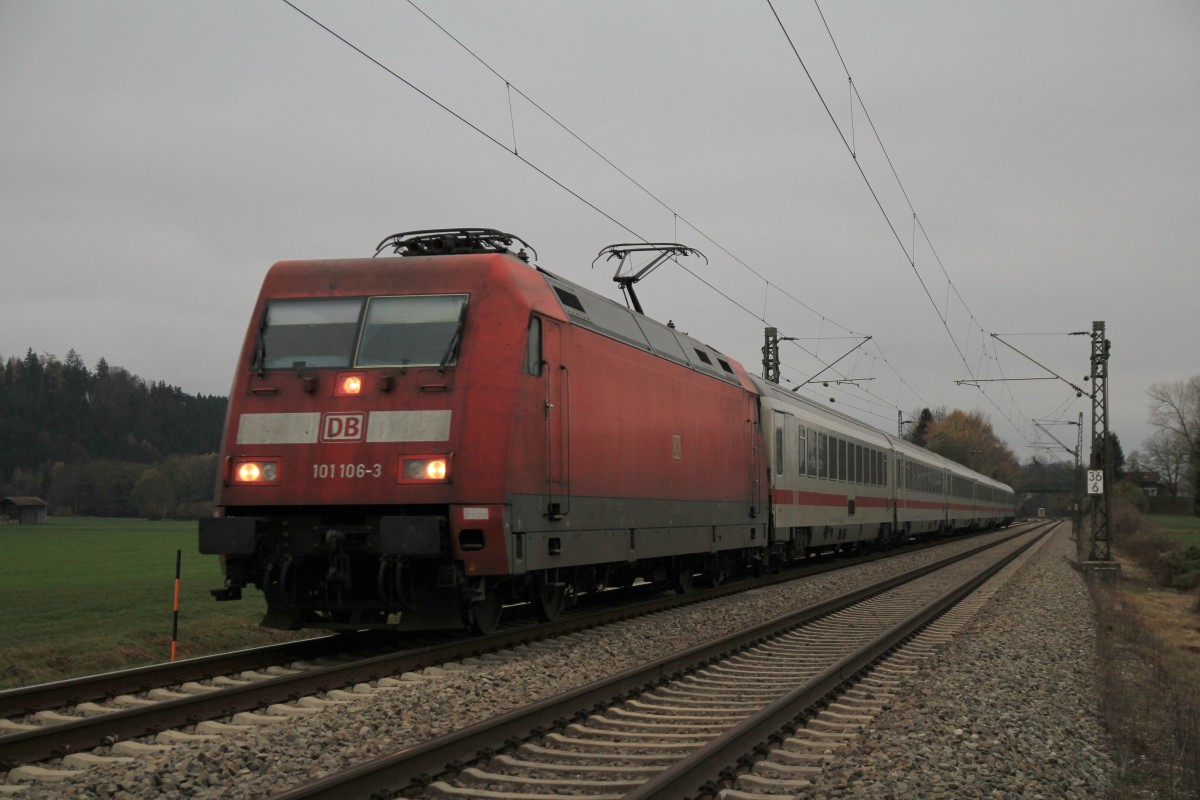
750, 396, 765, 520
540, 318, 569, 519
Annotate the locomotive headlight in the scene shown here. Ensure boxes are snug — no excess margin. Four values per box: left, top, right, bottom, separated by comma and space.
233, 459, 278, 484
335, 372, 364, 397
398, 456, 450, 483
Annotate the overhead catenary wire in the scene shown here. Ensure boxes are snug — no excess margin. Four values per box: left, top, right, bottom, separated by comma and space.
282, 0, 903, 398
278, 0, 988, 427
401, 0, 947, 420
403, 0, 870, 350
278, 0, 643, 242
768, 0, 1053, 449
815, 0, 1076, 448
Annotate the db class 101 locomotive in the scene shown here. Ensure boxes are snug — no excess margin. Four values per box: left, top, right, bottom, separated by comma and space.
200, 228, 1014, 634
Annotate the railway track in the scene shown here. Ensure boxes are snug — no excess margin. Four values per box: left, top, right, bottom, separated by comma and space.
267, 521, 1055, 799
0, 523, 1039, 786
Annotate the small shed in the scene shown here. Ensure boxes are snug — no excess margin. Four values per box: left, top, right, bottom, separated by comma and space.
1, 497, 49, 525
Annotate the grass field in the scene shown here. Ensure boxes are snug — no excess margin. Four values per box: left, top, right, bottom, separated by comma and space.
1106, 510, 1200, 796
0, 517, 305, 689
1152, 514, 1200, 547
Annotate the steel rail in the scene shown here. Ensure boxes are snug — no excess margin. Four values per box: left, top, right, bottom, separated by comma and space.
0, 521, 1032, 722
267, 521, 1053, 800
628, 523, 1054, 798
0, 634, 359, 719
0, 523, 1037, 768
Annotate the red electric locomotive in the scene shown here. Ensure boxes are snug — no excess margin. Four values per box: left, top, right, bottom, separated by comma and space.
200, 229, 768, 633
202, 228, 1015, 633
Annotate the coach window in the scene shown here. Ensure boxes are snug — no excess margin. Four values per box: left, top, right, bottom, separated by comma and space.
829, 436, 839, 480
522, 317, 542, 376
797, 427, 807, 477
818, 433, 829, 479
775, 427, 785, 476
837, 438, 848, 482
855, 444, 864, 484
259, 297, 363, 369
807, 428, 818, 475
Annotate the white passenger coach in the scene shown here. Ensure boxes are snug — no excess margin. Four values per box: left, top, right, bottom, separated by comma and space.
753, 377, 1015, 562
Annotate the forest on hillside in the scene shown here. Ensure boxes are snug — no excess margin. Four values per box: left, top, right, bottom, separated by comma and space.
0, 349, 226, 518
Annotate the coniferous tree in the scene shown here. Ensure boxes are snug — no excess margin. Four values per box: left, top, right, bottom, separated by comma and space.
0, 350, 226, 517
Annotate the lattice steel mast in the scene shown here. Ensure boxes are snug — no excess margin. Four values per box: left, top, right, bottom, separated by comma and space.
1088, 321, 1113, 561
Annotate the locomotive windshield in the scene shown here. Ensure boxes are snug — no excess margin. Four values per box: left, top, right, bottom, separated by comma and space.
358, 295, 467, 367
259, 298, 361, 369
256, 294, 468, 370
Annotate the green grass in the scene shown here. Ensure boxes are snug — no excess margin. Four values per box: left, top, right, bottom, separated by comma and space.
0, 517, 304, 689
1152, 514, 1200, 548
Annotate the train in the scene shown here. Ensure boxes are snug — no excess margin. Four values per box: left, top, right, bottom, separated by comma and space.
199, 228, 1015, 634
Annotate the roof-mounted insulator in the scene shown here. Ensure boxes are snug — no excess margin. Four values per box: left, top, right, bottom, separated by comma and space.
374, 228, 536, 262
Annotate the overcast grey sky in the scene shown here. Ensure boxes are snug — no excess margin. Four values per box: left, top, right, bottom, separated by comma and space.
2, 1, 1197, 464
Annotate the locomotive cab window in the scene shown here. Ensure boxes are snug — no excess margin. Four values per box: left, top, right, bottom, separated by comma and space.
522, 316, 543, 376
357, 294, 468, 367
256, 294, 469, 372
259, 297, 363, 369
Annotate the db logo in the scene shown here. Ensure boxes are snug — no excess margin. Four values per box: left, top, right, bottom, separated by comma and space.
321, 412, 366, 442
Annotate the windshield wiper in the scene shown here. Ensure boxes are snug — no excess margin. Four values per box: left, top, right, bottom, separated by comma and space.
438, 301, 469, 374
252, 309, 269, 375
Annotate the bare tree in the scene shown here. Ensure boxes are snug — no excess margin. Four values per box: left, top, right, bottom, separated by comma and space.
1147, 376, 1200, 513
1140, 430, 1189, 496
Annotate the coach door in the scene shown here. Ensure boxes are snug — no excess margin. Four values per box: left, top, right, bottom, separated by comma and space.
750, 397, 765, 519
540, 318, 570, 519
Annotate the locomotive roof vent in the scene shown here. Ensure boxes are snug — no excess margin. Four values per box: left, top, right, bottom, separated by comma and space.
374, 228, 536, 263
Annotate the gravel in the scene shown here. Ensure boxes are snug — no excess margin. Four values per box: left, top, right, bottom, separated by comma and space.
794, 526, 1112, 799
5, 525, 1113, 799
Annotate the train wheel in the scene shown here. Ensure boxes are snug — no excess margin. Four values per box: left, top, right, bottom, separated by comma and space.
464, 589, 503, 635
532, 573, 568, 622
672, 560, 695, 595
703, 554, 731, 587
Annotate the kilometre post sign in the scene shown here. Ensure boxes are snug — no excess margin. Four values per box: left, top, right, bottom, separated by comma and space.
1087, 470, 1104, 495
